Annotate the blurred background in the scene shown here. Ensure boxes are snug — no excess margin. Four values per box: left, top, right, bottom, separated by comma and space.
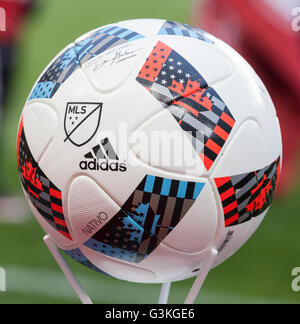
0, 0, 300, 304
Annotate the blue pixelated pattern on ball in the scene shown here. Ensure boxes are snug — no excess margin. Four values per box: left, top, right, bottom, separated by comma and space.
28, 81, 57, 100
158, 20, 215, 44
83, 174, 205, 264
28, 26, 145, 101
63, 248, 109, 276
84, 238, 138, 263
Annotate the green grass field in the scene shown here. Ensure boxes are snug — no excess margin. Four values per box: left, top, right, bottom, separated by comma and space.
0, 0, 300, 304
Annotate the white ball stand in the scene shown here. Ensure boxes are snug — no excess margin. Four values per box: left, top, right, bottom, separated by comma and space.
44, 234, 218, 305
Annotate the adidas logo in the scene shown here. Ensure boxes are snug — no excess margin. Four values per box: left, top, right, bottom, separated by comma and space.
80, 138, 127, 172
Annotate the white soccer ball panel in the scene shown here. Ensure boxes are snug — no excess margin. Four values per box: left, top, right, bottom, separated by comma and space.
212, 119, 280, 178
130, 109, 205, 177
22, 102, 58, 163
162, 179, 218, 253
211, 38, 277, 126
118, 19, 167, 36
214, 210, 267, 267
67, 176, 121, 245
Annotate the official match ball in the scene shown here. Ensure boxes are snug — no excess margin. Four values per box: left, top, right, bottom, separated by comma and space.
17, 19, 282, 283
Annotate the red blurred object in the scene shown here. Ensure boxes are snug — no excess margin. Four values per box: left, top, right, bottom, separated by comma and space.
0, 0, 33, 44
192, 0, 300, 196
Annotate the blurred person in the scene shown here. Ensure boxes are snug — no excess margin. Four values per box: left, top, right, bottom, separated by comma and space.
0, 0, 35, 121
191, 0, 300, 196
0, 0, 35, 221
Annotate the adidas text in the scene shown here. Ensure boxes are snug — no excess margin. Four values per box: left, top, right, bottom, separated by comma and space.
80, 159, 127, 172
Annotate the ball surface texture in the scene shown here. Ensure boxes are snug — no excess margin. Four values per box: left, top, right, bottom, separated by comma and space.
17, 19, 282, 283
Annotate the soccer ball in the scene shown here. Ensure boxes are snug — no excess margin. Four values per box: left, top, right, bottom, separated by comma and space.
17, 19, 282, 284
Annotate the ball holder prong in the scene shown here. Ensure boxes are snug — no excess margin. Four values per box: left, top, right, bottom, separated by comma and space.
44, 234, 218, 305
159, 282, 172, 304
184, 248, 218, 304
43, 235, 93, 304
